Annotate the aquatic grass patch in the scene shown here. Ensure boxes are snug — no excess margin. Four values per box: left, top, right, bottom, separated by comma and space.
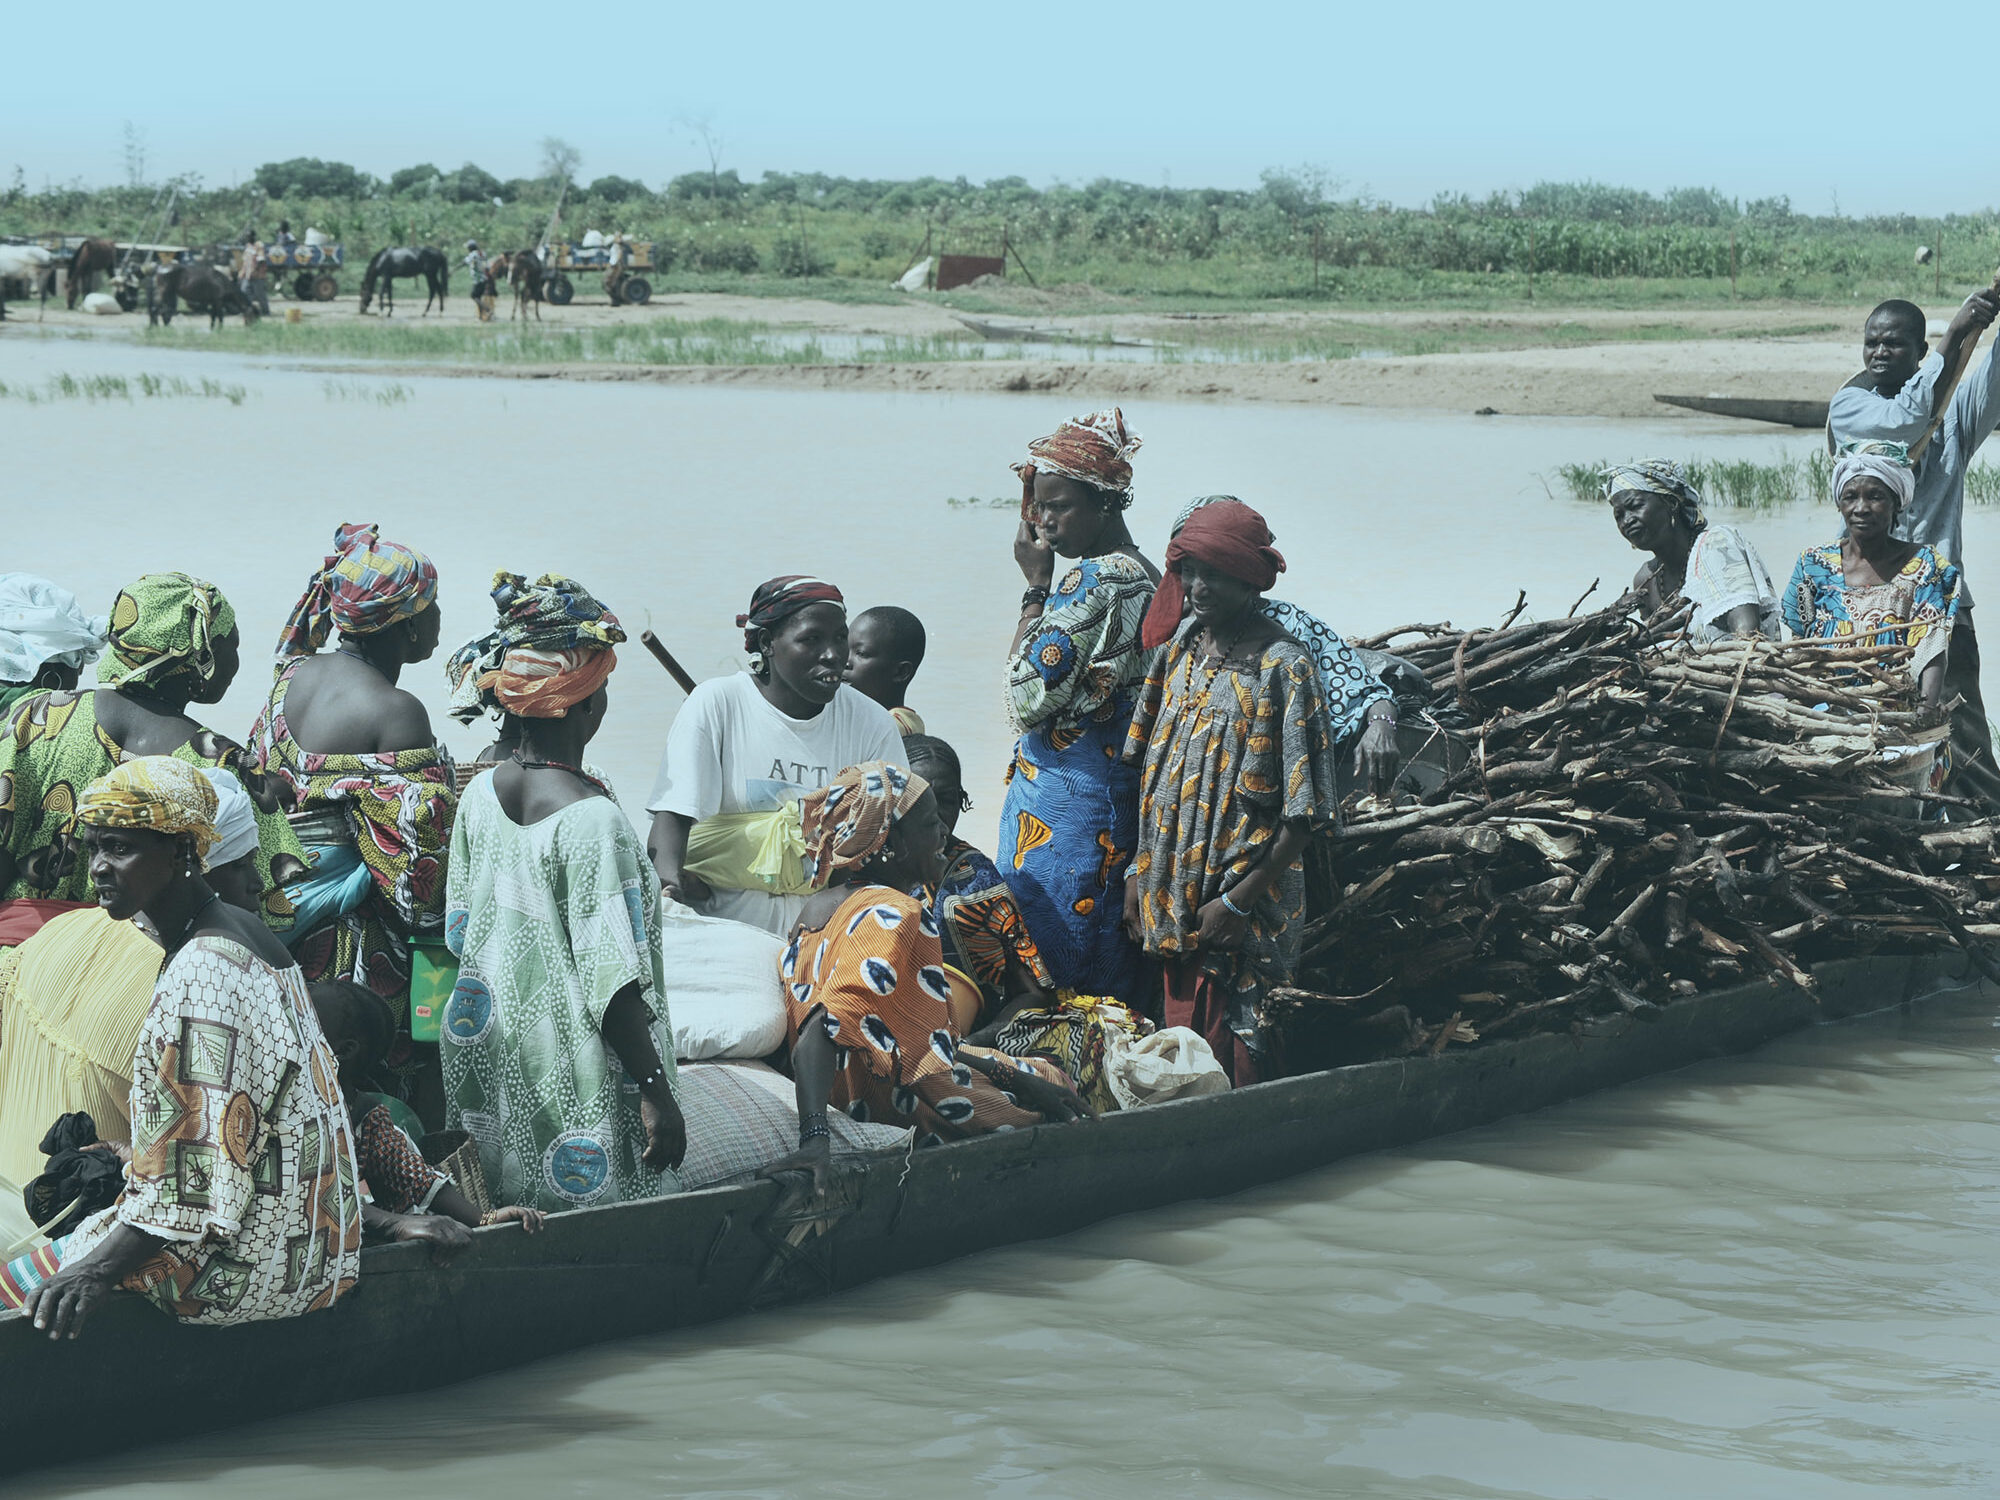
323, 378, 412, 404
944, 495, 1015, 510
1553, 453, 2000, 510
0, 372, 248, 405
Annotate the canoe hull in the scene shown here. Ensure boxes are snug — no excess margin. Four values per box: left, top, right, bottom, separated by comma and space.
0, 950, 1979, 1476
1653, 393, 1831, 428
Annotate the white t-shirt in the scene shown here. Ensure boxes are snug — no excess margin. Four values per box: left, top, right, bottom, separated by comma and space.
646, 673, 905, 934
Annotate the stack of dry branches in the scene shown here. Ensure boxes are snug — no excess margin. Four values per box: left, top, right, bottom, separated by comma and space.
1266, 597, 1998, 1069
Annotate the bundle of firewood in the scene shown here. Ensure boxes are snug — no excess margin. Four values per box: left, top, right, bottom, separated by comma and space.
1267, 597, 2000, 1069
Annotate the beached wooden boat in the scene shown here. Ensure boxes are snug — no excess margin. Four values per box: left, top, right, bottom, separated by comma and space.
949, 313, 1156, 349
1653, 394, 1830, 428
0, 950, 1980, 1477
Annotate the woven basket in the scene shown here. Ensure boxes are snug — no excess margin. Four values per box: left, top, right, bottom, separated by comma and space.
419, 1130, 490, 1218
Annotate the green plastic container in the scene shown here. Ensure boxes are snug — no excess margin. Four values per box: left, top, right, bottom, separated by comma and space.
408, 940, 457, 1044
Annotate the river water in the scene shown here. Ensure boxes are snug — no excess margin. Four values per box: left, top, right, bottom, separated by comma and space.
7, 333, 2000, 1496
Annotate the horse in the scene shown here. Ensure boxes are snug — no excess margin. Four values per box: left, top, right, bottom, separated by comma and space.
359, 246, 449, 316
0, 244, 53, 321
65, 237, 118, 309
502, 248, 544, 322
149, 262, 250, 329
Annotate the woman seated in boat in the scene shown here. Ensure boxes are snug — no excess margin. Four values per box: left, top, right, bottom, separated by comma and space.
1604, 461, 1781, 642
781, 761, 1089, 1161
1783, 446, 1958, 730
250, 523, 455, 1115
0, 769, 273, 1184
4, 758, 365, 1339
902, 732, 1145, 1115
444, 570, 626, 770
443, 597, 688, 1213
0, 572, 107, 719
1121, 499, 1342, 1088
1002, 408, 1160, 1006
646, 575, 903, 937
0, 572, 306, 945
1168, 496, 1401, 793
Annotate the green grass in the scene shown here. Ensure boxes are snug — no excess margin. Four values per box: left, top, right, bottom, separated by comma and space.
1553, 454, 2000, 510
0, 371, 247, 404
322, 378, 412, 404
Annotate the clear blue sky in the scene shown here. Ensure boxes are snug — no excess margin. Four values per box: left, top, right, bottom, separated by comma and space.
6, 0, 1980, 215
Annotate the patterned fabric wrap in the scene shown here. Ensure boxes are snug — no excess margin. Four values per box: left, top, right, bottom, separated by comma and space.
992, 992, 1148, 1116
1013, 407, 1142, 509
75, 755, 219, 858
1782, 541, 1960, 676
799, 761, 929, 886
95, 573, 237, 689
1123, 625, 1342, 1053
1682, 526, 1783, 644
1000, 554, 1159, 1002
47, 935, 363, 1325
199, 768, 261, 870
781, 884, 1067, 1143
736, 575, 845, 653
0, 690, 304, 921
352, 1103, 446, 1214
1832, 450, 1916, 512
276, 522, 438, 660
250, 657, 456, 1075
444, 571, 626, 724
930, 836, 1054, 1009
0, 574, 108, 683
1601, 461, 1707, 535
443, 770, 682, 1212
1142, 498, 1287, 649
481, 644, 617, 719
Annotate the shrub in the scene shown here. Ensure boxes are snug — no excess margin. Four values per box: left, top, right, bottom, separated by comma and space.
389, 163, 442, 196
587, 175, 648, 203
253, 158, 375, 199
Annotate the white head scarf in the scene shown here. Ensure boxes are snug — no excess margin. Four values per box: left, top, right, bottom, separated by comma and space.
0, 574, 110, 684
198, 768, 261, 871
1832, 451, 1916, 513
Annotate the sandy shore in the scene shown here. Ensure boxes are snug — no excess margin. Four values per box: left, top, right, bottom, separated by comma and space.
5, 289, 1877, 420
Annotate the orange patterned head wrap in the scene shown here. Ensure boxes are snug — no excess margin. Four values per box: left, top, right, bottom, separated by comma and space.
1013, 407, 1142, 514
478, 644, 617, 718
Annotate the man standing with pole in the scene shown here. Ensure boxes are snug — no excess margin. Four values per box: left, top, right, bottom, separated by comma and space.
1829, 284, 2000, 809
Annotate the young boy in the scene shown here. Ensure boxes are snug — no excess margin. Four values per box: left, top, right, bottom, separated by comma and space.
844, 605, 928, 735
309, 981, 543, 1239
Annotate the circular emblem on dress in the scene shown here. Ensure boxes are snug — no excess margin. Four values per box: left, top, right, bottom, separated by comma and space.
221, 1091, 259, 1167
622, 883, 648, 945
861, 956, 898, 994
543, 1130, 612, 1203
444, 907, 469, 955
443, 974, 494, 1046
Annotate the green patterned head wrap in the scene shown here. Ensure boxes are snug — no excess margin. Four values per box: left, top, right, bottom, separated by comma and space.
96, 573, 239, 689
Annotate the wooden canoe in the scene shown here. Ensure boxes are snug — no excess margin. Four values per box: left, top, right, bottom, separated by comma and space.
0, 950, 1981, 1477
1653, 394, 1830, 428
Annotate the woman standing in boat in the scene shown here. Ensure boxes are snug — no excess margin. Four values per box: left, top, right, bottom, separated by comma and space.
1122, 499, 1341, 1087
445, 571, 627, 766
443, 606, 687, 1212
1001, 409, 1160, 1006
0, 573, 305, 942
780, 761, 1087, 1163
646, 576, 903, 938
1605, 461, 1781, 642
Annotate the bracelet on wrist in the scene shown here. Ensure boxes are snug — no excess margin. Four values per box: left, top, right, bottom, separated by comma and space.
479, 1210, 496, 1227
1220, 889, 1251, 918
1021, 587, 1050, 612
634, 1064, 666, 1090
798, 1116, 831, 1146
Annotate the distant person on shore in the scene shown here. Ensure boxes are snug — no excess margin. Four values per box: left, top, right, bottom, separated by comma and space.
463, 240, 494, 322
605, 232, 631, 307
646, 576, 903, 937
240, 232, 269, 317
845, 605, 927, 734
1122, 498, 1341, 1087
1828, 291, 2000, 807
1603, 461, 1781, 642
0, 573, 107, 719
1001, 408, 1160, 1006
251, 523, 455, 1119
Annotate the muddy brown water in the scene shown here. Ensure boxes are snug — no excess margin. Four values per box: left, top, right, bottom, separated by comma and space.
7, 335, 2000, 1496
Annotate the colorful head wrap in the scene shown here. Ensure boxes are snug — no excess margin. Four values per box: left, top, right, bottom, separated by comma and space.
1169, 494, 1270, 541
479, 645, 618, 719
0, 574, 109, 684
1141, 498, 1287, 650
738, 576, 845, 654
1832, 445, 1916, 513
1013, 408, 1142, 514
446, 572, 626, 723
799, 761, 930, 885
277, 522, 438, 660
75, 755, 219, 859
198, 768, 259, 870
95, 573, 238, 689
1600, 461, 1707, 536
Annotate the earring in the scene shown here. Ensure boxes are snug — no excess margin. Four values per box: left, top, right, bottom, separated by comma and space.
747, 650, 766, 673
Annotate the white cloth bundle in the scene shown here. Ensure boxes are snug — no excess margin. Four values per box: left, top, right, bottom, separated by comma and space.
661, 897, 791, 1060
1103, 1026, 1232, 1108
0, 574, 109, 683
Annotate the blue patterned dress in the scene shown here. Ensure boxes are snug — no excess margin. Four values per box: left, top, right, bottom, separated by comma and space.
998, 555, 1159, 1003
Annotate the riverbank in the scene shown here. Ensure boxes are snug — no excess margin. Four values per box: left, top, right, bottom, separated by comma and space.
3, 291, 1876, 419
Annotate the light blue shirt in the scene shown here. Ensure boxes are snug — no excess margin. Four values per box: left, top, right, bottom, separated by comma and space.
1828, 345, 2000, 609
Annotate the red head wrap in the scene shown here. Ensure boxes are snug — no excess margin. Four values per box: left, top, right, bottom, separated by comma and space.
737, 575, 845, 653
1140, 499, 1286, 649
1012, 407, 1142, 514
